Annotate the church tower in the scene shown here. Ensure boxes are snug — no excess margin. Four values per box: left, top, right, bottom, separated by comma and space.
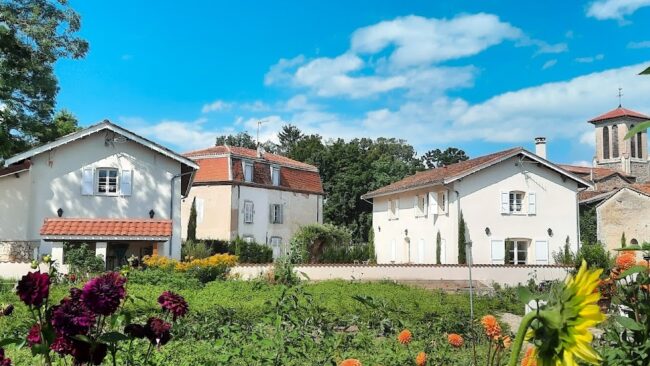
589, 106, 650, 182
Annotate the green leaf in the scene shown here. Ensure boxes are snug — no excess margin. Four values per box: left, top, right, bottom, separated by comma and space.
624, 121, 650, 139
517, 286, 534, 303
98, 332, 129, 343
0, 338, 22, 347
72, 334, 92, 344
619, 265, 647, 278
615, 316, 643, 331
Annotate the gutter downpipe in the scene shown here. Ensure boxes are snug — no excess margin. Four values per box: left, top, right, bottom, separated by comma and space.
169, 170, 195, 257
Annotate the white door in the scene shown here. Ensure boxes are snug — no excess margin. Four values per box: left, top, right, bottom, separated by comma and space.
270, 237, 282, 259
535, 240, 549, 265
418, 238, 425, 264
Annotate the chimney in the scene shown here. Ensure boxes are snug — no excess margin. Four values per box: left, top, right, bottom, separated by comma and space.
534, 137, 547, 159
256, 145, 265, 158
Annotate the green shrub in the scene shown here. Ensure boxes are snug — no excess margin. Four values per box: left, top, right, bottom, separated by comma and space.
576, 242, 612, 273
552, 236, 576, 265
63, 242, 105, 276
181, 240, 213, 260
127, 267, 202, 290
185, 264, 231, 283
320, 243, 373, 263
229, 237, 273, 263
289, 223, 352, 263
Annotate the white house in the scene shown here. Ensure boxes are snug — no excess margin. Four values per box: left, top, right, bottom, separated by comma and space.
361, 140, 591, 265
180, 145, 324, 259
0, 120, 198, 269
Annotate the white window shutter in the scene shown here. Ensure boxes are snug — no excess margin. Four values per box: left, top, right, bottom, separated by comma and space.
491, 239, 505, 264
500, 192, 510, 214
428, 192, 438, 215
82, 168, 94, 195
279, 205, 283, 223
120, 170, 132, 196
196, 198, 204, 224
535, 240, 549, 264
528, 192, 537, 215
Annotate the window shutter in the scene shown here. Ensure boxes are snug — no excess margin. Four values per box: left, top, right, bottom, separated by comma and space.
528, 192, 537, 215
394, 199, 399, 218
279, 205, 283, 224
120, 170, 132, 196
491, 239, 505, 264
82, 168, 94, 195
269, 204, 274, 223
535, 240, 549, 264
500, 192, 510, 214
196, 198, 204, 224
440, 190, 449, 214
428, 192, 438, 215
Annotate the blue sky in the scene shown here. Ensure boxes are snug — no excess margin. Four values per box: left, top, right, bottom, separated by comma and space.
55, 0, 650, 165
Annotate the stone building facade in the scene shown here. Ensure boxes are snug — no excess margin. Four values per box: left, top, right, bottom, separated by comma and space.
596, 186, 650, 252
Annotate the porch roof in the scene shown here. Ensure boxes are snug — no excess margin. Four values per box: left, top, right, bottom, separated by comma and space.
40, 218, 172, 241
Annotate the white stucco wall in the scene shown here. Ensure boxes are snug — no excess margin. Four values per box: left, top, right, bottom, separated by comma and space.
0, 171, 31, 240
372, 156, 581, 265
0, 132, 185, 259
457, 156, 580, 265
233, 185, 322, 247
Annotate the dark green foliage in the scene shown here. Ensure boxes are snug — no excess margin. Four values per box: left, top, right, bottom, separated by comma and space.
215, 131, 257, 149
421, 147, 469, 169
436, 231, 442, 264
579, 205, 597, 245
320, 243, 374, 263
458, 211, 467, 264
289, 224, 353, 263
187, 198, 197, 241
552, 236, 576, 265
127, 267, 202, 290
0, 0, 88, 159
576, 242, 612, 273
229, 237, 273, 263
621, 232, 626, 248
185, 264, 231, 284
63, 243, 105, 276
181, 240, 213, 260
277, 124, 304, 155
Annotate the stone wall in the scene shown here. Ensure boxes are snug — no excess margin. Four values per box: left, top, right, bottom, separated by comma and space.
595, 174, 631, 191
0, 241, 38, 263
597, 188, 650, 251
630, 161, 650, 183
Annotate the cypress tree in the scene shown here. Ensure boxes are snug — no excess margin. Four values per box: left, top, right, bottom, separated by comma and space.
187, 197, 197, 241
436, 230, 442, 264
458, 211, 467, 264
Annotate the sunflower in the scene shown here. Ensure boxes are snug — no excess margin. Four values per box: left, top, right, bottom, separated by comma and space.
397, 329, 412, 345
523, 260, 605, 366
415, 351, 427, 366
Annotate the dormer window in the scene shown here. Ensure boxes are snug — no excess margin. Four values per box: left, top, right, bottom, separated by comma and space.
243, 161, 253, 183
271, 166, 280, 186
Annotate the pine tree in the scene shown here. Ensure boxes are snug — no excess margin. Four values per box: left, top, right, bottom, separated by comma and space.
436, 230, 442, 264
187, 198, 197, 241
458, 211, 467, 264
621, 232, 626, 248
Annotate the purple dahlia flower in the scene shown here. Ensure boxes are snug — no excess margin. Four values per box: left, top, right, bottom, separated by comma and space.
81, 272, 126, 316
144, 317, 172, 346
16, 271, 50, 307
52, 288, 96, 336
157, 291, 189, 320
26, 324, 41, 347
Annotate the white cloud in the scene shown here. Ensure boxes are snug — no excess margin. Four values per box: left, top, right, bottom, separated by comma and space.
264, 55, 305, 86
586, 0, 650, 20
201, 100, 232, 113
575, 54, 605, 63
571, 160, 593, 167
121, 117, 229, 151
580, 131, 596, 148
542, 59, 558, 69
628, 40, 650, 48
350, 13, 522, 68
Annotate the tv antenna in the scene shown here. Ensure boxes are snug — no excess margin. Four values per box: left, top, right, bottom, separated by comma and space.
618, 87, 623, 107
256, 120, 267, 147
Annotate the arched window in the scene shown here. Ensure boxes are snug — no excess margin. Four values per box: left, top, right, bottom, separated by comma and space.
631, 125, 637, 158
603, 126, 610, 159
612, 125, 619, 158
631, 239, 639, 246
637, 132, 643, 158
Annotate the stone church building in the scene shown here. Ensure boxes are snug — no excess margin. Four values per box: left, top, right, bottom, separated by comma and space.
563, 105, 650, 252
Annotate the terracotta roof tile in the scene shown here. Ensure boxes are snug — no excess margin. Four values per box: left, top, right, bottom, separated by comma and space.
578, 190, 613, 203
588, 107, 649, 123
363, 147, 523, 198
184, 145, 317, 170
559, 164, 634, 181
40, 218, 172, 237
631, 183, 650, 195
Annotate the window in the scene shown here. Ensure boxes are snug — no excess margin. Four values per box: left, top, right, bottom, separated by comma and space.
603, 126, 610, 159
243, 236, 255, 243
97, 168, 119, 195
631, 125, 637, 158
415, 195, 427, 217
389, 199, 399, 220
271, 166, 280, 186
612, 125, 619, 158
509, 191, 524, 213
270, 204, 283, 224
438, 191, 448, 214
637, 132, 643, 158
270, 236, 283, 258
243, 161, 253, 182
505, 240, 528, 265
243, 201, 254, 223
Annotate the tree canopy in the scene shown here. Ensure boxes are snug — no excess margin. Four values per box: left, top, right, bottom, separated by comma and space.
421, 147, 469, 168
0, 0, 88, 159
215, 131, 257, 149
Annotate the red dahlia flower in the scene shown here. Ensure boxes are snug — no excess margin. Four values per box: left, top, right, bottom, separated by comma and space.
144, 317, 172, 346
81, 272, 126, 316
52, 288, 96, 337
16, 271, 50, 307
157, 291, 189, 320
26, 324, 41, 347
0, 347, 12, 366
50, 336, 74, 356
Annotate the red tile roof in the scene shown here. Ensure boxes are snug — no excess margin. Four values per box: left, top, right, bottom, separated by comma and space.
0, 160, 31, 178
559, 164, 634, 181
631, 183, 650, 196
186, 146, 324, 194
363, 148, 523, 198
40, 218, 172, 237
588, 107, 650, 123
185, 145, 317, 171
578, 190, 613, 203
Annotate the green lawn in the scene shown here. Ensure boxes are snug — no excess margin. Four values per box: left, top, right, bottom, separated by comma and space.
0, 277, 523, 365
